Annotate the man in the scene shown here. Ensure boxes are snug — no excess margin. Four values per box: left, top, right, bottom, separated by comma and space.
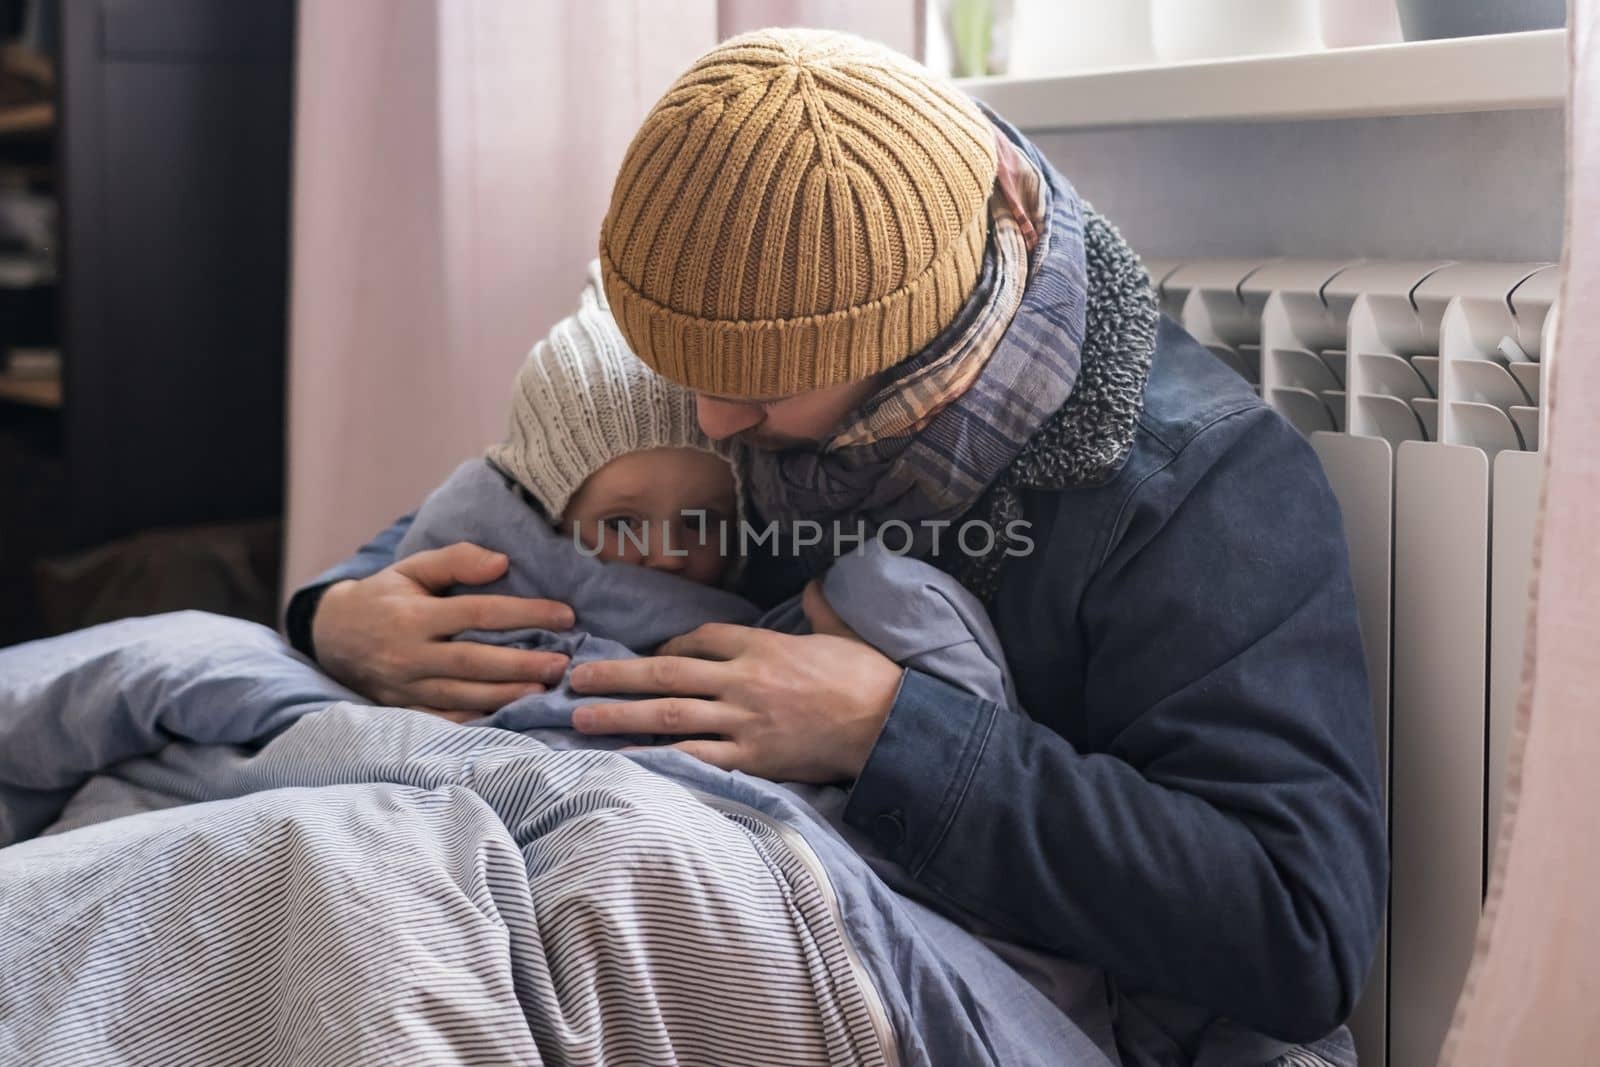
287, 29, 1384, 1062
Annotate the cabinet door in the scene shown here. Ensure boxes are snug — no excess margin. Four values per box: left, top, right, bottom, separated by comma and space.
60, 0, 294, 546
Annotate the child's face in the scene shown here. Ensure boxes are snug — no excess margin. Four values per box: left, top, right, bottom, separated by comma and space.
559, 448, 737, 586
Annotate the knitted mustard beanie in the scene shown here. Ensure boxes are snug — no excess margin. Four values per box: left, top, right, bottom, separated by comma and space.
487, 262, 742, 522
600, 28, 998, 400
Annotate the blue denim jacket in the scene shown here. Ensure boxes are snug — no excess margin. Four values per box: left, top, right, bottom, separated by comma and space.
841, 317, 1386, 1047
286, 318, 1386, 1050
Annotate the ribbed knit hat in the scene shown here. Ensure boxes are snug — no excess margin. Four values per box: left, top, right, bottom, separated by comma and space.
487, 262, 740, 522
600, 28, 998, 400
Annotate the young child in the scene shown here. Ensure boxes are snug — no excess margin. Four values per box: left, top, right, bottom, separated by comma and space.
392, 261, 1020, 730
0, 271, 1084, 1067
480, 260, 744, 591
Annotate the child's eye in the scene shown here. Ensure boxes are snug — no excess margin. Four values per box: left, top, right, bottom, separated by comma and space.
602, 516, 638, 532
681, 511, 730, 537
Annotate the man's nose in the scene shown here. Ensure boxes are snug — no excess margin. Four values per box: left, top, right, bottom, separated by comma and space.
696, 395, 764, 440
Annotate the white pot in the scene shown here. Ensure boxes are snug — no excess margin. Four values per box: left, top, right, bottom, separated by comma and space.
1008, 0, 1154, 76
1151, 0, 1324, 62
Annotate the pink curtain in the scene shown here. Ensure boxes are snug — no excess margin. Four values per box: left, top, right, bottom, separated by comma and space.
1443, 6, 1600, 1062
283, 0, 718, 591
284, 0, 920, 592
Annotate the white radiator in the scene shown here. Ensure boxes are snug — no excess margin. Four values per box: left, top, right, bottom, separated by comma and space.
1146, 257, 1559, 1067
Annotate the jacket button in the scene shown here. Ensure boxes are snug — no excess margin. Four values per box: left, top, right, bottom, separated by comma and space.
874, 810, 905, 847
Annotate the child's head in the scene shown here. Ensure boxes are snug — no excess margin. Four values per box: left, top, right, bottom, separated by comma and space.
558, 447, 736, 585
486, 263, 741, 587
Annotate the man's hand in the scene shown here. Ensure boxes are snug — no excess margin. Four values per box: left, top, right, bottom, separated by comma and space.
568, 580, 903, 783
313, 542, 574, 718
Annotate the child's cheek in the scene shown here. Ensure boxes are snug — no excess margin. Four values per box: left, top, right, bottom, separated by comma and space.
690, 546, 729, 586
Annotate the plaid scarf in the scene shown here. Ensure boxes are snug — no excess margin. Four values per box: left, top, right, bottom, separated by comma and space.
746, 113, 1088, 572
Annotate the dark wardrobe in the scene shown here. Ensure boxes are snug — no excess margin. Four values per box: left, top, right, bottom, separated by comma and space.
0, 0, 295, 644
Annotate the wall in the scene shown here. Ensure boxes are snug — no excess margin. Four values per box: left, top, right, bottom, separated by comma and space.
1036, 109, 1565, 263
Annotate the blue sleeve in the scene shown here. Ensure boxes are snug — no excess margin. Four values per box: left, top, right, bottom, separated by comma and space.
843, 410, 1387, 1042
282, 512, 416, 658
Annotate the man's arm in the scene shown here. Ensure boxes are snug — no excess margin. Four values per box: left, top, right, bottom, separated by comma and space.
284, 512, 574, 713
284, 513, 417, 658
842, 409, 1387, 1042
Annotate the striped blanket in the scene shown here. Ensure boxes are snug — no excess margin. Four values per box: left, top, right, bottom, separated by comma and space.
3, 704, 892, 1066
0, 612, 1116, 1066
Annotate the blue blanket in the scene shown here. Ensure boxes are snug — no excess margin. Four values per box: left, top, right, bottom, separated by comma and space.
0, 461, 1117, 1065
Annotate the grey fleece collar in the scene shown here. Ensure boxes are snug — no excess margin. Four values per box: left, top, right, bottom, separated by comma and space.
952, 205, 1160, 601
